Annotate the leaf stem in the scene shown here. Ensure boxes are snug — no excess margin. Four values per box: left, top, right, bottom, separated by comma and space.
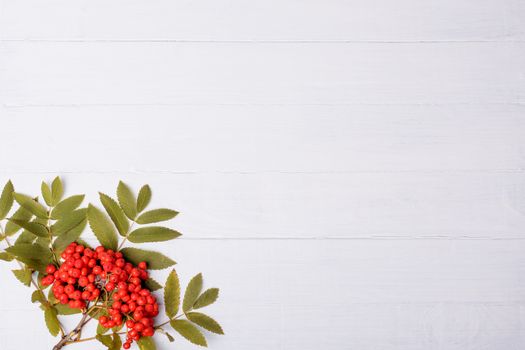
117, 222, 134, 251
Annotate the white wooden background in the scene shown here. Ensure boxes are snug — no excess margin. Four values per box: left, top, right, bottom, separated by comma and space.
0, 1, 525, 349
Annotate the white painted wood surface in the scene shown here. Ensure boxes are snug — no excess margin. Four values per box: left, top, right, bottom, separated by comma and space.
0, 1, 524, 349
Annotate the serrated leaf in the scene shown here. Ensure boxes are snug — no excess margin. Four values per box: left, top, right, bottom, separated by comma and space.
112, 333, 122, 350
117, 181, 137, 220
4, 206, 33, 235
144, 277, 162, 292
87, 204, 118, 251
0, 251, 14, 261
0, 180, 14, 220
41, 182, 53, 206
51, 208, 87, 236
13, 193, 48, 219
136, 209, 179, 224
51, 176, 63, 205
128, 226, 181, 243
53, 219, 87, 254
50, 195, 85, 220
12, 269, 32, 286
15, 230, 37, 245
193, 288, 219, 309
97, 322, 109, 335
44, 307, 60, 336
183, 273, 203, 313
6, 243, 52, 262
137, 337, 157, 350
31, 290, 47, 304
55, 304, 82, 315
99, 193, 129, 236
137, 185, 151, 213
164, 269, 181, 319
8, 219, 48, 238
170, 319, 207, 347
120, 247, 175, 270
96, 334, 113, 347
187, 312, 224, 334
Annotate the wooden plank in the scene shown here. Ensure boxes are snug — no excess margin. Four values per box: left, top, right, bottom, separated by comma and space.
1, 172, 525, 239
0, 0, 523, 41
0, 105, 524, 173
0, 240, 523, 349
0, 42, 523, 106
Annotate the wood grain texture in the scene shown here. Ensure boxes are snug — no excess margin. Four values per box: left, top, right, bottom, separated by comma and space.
0, 0, 524, 349
0, 42, 523, 106
0, 239, 524, 349
0, 0, 524, 41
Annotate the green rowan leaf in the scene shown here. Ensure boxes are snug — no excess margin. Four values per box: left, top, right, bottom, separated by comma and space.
187, 312, 224, 334
0, 251, 14, 261
7, 219, 48, 238
50, 195, 85, 220
99, 192, 129, 236
117, 181, 137, 220
12, 268, 32, 286
4, 206, 33, 235
31, 290, 47, 304
6, 243, 52, 262
0, 180, 14, 220
120, 247, 175, 270
87, 204, 118, 251
15, 230, 37, 245
53, 219, 87, 253
41, 182, 53, 206
137, 337, 157, 350
128, 226, 181, 243
136, 209, 178, 224
44, 307, 60, 336
51, 176, 64, 205
136, 185, 151, 213
55, 304, 82, 315
51, 208, 87, 236
193, 288, 219, 309
13, 193, 48, 219
183, 273, 203, 313
170, 319, 207, 347
96, 334, 113, 347
144, 277, 162, 292
164, 269, 181, 319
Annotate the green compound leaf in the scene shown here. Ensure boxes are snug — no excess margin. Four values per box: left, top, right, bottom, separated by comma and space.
6, 243, 52, 262
137, 337, 157, 350
41, 181, 53, 206
193, 288, 219, 309
53, 219, 87, 254
183, 273, 203, 313
12, 268, 32, 286
144, 277, 162, 292
117, 181, 137, 220
51, 176, 64, 206
120, 247, 175, 270
136, 208, 178, 224
44, 307, 60, 336
187, 312, 224, 335
136, 185, 152, 213
128, 226, 181, 243
96, 333, 122, 350
0, 251, 14, 261
164, 269, 181, 319
99, 192, 129, 236
50, 195, 85, 220
13, 193, 48, 219
55, 304, 82, 315
87, 204, 118, 251
4, 206, 33, 235
170, 319, 207, 347
31, 290, 47, 304
7, 219, 48, 238
51, 208, 87, 236
0, 180, 15, 220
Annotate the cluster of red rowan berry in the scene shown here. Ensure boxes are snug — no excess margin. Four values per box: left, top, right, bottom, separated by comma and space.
41, 242, 159, 349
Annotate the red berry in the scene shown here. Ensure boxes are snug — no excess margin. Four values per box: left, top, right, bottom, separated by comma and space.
138, 261, 147, 270
46, 264, 57, 274
123, 342, 131, 349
